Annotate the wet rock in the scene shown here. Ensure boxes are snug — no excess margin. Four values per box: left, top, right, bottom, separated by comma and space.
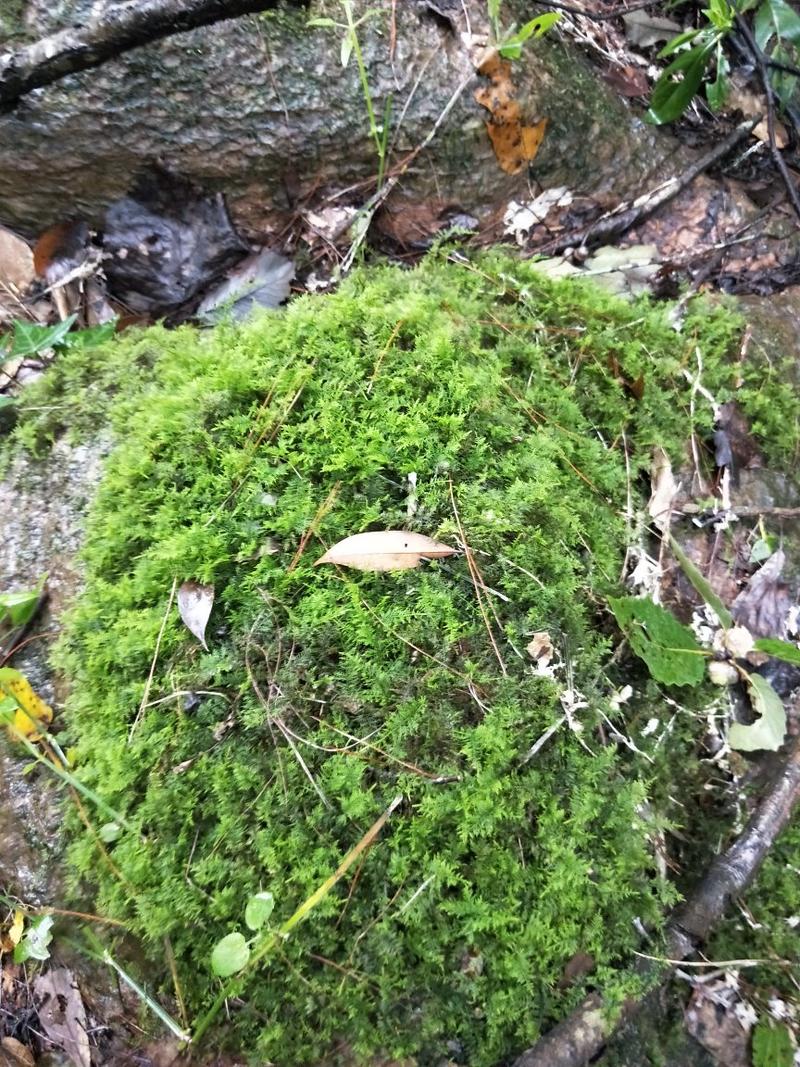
0, 1, 678, 237
0, 437, 107, 904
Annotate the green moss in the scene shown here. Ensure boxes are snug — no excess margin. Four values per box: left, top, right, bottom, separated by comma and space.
13, 250, 800, 1064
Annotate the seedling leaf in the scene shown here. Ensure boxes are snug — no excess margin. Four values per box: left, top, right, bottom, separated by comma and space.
210, 932, 250, 977
669, 535, 733, 628
609, 596, 705, 686
10, 315, 77, 358
729, 672, 786, 751
244, 891, 275, 931
14, 914, 53, 963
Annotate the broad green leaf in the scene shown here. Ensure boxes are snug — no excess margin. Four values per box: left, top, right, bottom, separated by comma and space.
669, 535, 734, 628
306, 17, 337, 27
10, 315, 77, 358
244, 891, 275, 931
749, 536, 775, 563
499, 13, 561, 59
753, 637, 800, 665
705, 0, 734, 31
729, 672, 786, 751
0, 395, 16, 411
646, 41, 716, 124
0, 581, 43, 627
99, 822, 122, 843
210, 932, 250, 977
752, 1019, 794, 1067
755, 0, 800, 50
14, 914, 54, 963
609, 596, 706, 686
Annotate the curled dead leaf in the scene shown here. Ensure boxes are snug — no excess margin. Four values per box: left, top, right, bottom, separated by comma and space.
648, 446, 678, 532
474, 51, 547, 174
526, 631, 554, 666
0, 1037, 35, 1067
177, 581, 214, 650
315, 531, 456, 572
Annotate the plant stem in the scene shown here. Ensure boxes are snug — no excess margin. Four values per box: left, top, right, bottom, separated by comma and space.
342, 0, 385, 188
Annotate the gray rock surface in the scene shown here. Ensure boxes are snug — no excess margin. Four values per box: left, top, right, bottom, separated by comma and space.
0, 0, 676, 237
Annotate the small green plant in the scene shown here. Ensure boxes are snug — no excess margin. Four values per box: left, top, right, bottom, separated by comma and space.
307, 3, 391, 188
488, 0, 561, 60
647, 0, 736, 123
646, 0, 800, 123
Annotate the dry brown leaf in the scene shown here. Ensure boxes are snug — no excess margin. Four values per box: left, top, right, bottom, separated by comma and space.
474, 51, 547, 174
177, 581, 214, 650
0, 226, 34, 294
526, 631, 554, 666
0, 1036, 35, 1067
648, 446, 678, 532
315, 531, 456, 572
33, 968, 90, 1067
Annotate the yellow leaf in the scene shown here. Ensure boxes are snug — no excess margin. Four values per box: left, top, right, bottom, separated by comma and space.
0, 670, 53, 741
9, 910, 24, 946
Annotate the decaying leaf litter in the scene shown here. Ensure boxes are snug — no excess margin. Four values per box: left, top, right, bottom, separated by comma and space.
4, 2, 800, 1067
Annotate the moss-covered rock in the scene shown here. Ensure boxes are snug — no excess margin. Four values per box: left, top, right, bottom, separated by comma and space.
10, 251, 799, 1064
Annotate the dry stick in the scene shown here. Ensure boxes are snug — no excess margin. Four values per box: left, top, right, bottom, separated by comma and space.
536, 117, 759, 257
511, 733, 800, 1067
529, 0, 669, 21
734, 14, 800, 226
679, 503, 800, 518
0, 0, 306, 111
129, 575, 177, 741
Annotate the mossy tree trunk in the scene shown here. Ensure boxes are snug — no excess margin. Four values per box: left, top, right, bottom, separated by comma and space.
0, 0, 677, 237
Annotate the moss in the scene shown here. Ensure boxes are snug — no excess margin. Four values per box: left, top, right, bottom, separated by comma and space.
12, 250, 800, 1064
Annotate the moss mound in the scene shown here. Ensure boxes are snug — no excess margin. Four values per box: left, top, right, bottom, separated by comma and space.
17, 251, 789, 1063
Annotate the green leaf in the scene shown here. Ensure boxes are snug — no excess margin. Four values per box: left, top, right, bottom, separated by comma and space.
99, 821, 122, 843
14, 914, 54, 963
0, 395, 16, 411
658, 28, 702, 56
755, 0, 800, 50
10, 315, 77, 358
729, 672, 787, 751
340, 30, 354, 67
706, 45, 729, 109
704, 0, 734, 31
753, 637, 800, 665
669, 535, 734, 628
752, 1019, 794, 1067
306, 17, 337, 27
0, 575, 45, 627
498, 13, 561, 59
63, 321, 117, 349
609, 596, 706, 686
646, 41, 716, 124
244, 891, 275, 931
749, 536, 775, 563
210, 932, 250, 977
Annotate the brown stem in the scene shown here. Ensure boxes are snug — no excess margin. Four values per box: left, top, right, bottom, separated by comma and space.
0, 0, 306, 112
511, 733, 800, 1067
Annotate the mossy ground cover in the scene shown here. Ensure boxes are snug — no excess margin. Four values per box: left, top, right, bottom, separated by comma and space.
9, 250, 800, 1064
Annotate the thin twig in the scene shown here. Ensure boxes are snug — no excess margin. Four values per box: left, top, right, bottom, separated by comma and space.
128, 576, 177, 740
